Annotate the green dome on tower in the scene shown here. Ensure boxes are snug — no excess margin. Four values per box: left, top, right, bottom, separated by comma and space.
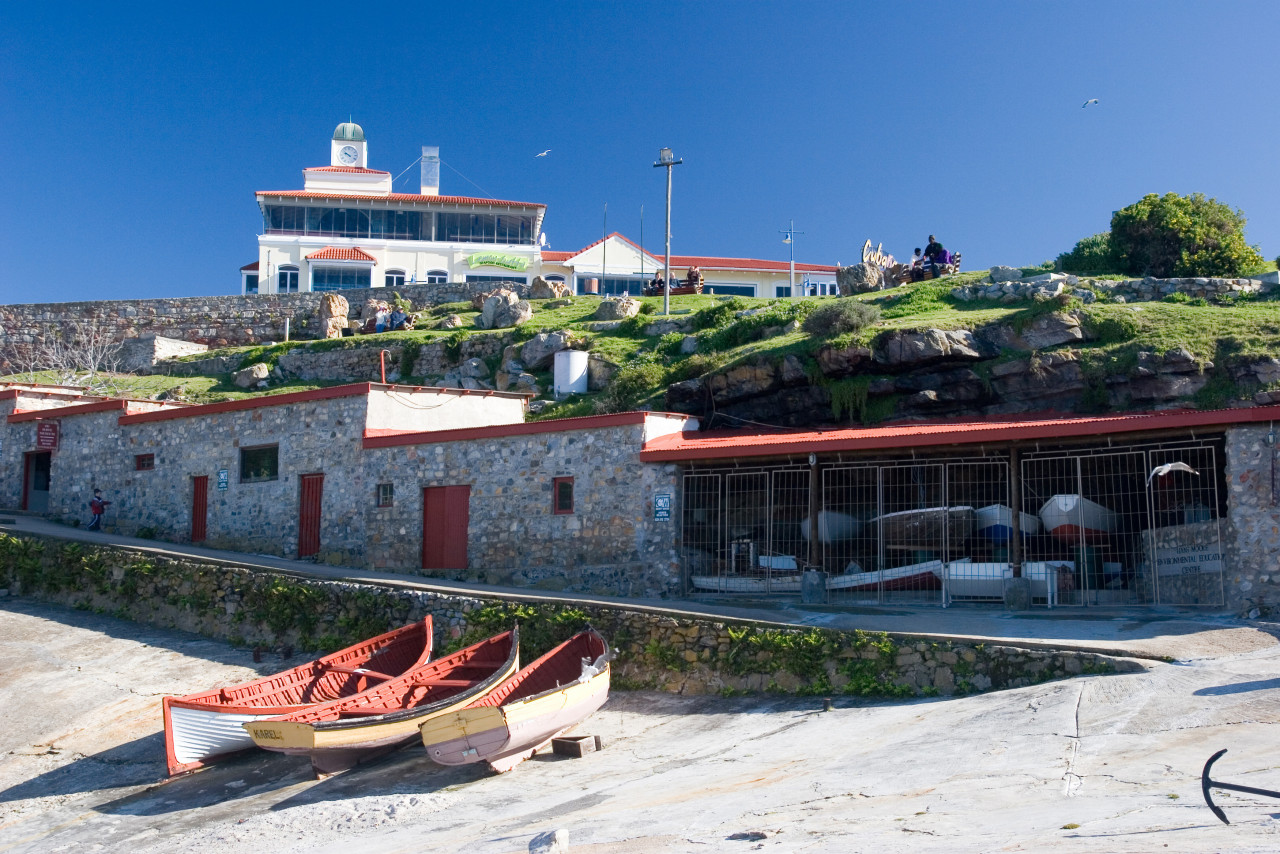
332, 122, 365, 142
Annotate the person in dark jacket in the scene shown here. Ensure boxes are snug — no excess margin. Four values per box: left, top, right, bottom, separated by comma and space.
924, 235, 947, 278
88, 488, 110, 530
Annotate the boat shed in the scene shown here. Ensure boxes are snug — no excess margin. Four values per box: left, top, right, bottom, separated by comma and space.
640, 406, 1280, 615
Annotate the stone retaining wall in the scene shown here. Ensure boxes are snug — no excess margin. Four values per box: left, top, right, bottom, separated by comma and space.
0, 281, 528, 350
955, 272, 1272, 305
0, 533, 1139, 699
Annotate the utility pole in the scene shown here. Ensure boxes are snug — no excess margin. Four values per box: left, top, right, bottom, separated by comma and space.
653, 147, 682, 315
781, 220, 804, 300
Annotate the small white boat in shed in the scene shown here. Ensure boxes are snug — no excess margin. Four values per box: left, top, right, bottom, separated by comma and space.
1039, 495, 1117, 544
975, 504, 1041, 543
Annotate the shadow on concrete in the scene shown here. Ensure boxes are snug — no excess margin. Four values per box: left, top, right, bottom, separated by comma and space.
1193, 677, 1280, 696
0, 598, 311, 674
0, 732, 167, 804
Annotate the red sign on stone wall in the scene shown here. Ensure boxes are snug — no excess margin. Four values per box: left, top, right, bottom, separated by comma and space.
36, 421, 59, 450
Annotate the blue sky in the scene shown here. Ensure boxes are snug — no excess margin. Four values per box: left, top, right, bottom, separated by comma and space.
2, 0, 1277, 304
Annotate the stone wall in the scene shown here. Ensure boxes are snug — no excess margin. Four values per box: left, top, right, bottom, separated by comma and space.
0, 532, 1138, 699
0, 280, 529, 350
960, 270, 1273, 305
1224, 425, 1280, 617
363, 419, 685, 598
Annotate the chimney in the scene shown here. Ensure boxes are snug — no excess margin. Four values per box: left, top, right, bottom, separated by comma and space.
420, 146, 440, 196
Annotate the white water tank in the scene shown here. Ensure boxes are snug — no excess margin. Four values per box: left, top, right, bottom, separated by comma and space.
553, 349, 589, 397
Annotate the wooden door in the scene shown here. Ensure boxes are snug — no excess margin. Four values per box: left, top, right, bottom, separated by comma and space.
298, 473, 324, 558
422, 485, 470, 569
191, 476, 208, 542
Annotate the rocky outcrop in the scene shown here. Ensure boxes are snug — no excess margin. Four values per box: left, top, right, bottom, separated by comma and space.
477, 290, 532, 330
837, 263, 883, 294
874, 329, 987, 368
233, 362, 270, 388
594, 297, 641, 321
521, 331, 573, 370
529, 276, 571, 300
318, 294, 349, 339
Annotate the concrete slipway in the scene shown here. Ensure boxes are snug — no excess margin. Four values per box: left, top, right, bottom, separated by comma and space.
2, 518, 1280, 852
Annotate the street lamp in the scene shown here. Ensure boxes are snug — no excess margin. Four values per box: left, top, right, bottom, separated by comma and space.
653, 147, 682, 315
781, 220, 804, 299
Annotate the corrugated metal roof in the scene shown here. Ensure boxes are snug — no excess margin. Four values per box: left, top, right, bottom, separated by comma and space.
640, 406, 1280, 461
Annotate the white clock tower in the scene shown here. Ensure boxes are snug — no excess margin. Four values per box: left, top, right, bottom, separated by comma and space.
330, 121, 368, 168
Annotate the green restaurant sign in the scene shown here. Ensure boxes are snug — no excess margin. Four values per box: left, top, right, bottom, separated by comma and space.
466, 252, 529, 272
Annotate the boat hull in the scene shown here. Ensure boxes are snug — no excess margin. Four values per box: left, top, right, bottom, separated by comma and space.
826, 559, 947, 592
800, 510, 861, 543
244, 629, 518, 776
874, 506, 974, 547
974, 504, 1041, 544
690, 574, 802, 593
421, 629, 610, 774
422, 667, 611, 773
163, 617, 433, 775
1039, 495, 1116, 544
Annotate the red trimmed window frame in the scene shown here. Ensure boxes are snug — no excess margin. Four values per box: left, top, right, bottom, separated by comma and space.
553, 477, 574, 515
135, 453, 155, 471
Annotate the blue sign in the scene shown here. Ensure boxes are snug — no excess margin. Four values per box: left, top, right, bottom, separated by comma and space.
217, 470, 229, 490
654, 493, 671, 522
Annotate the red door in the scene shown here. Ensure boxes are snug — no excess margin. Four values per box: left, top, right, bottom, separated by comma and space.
191, 476, 208, 542
298, 473, 324, 558
422, 485, 470, 569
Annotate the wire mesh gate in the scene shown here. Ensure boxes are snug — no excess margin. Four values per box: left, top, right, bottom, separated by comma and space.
681, 438, 1225, 608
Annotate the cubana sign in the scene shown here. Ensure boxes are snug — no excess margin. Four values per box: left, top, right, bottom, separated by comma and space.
466, 252, 529, 272
861, 239, 896, 269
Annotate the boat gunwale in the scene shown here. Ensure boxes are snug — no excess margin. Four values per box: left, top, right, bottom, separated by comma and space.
302, 627, 520, 733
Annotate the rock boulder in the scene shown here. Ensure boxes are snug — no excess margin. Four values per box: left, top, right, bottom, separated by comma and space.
530, 276, 572, 300
837, 263, 884, 294
594, 297, 641, 321
318, 293, 349, 339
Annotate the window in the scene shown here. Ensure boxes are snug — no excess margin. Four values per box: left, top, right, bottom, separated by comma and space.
553, 477, 574, 514
278, 265, 299, 293
240, 445, 279, 483
704, 283, 756, 297
425, 270, 448, 284
316, 207, 370, 238
244, 274, 259, 294
135, 453, 154, 471
385, 270, 406, 289
377, 482, 394, 507
313, 265, 372, 291
466, 274, 526, 285
545, 274, 566, 283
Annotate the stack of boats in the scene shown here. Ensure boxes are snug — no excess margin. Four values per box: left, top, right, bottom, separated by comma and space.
691, 494, 1120, 595
164, 619, 611, 777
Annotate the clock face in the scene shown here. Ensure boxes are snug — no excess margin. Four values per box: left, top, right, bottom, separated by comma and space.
338, 145, 359, 165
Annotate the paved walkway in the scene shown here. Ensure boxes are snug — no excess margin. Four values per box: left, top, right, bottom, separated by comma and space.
2, 513, 1275, 662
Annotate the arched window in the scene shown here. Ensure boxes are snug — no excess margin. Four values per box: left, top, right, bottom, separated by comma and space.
425, 270, 448, 284
385, 269, 406, 289
545, 274, 566, 283
278, 265, 299, 293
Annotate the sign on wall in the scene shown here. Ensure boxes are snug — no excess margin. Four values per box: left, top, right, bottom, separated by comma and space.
466, 252, 529, 272
217, 469, 229, 490
654, 493, 671, 522
36, 422, 59, 450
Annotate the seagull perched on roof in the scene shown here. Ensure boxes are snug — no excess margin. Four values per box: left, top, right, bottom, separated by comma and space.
1148, 461, 1198, 484
1082, 98, 1099, 108
535, 149, 551, 157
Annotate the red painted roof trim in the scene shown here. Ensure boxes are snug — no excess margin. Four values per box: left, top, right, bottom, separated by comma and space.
0, 389, 96, 405
257, 191, 545, 209
640, 406, 1280, 461
120, 383, 376, 424
363, 411, 675, 449
7, 399, 185, 422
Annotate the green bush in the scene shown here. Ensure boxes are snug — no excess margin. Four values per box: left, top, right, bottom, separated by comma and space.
593, 353, 667, 414
1019, 260, 1056, 277
1109, 192, 1264, 278
801, 299, 882, 337
1057, 232, 1119, 275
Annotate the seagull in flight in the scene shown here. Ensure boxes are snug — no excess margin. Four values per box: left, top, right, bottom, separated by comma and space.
1148, 461, 1198, 484
1081, 98, 1099, 108
535, 149, 551, 157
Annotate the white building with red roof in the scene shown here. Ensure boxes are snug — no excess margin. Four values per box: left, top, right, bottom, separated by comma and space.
243, 123, 837, 298
244, 121, 547, 295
